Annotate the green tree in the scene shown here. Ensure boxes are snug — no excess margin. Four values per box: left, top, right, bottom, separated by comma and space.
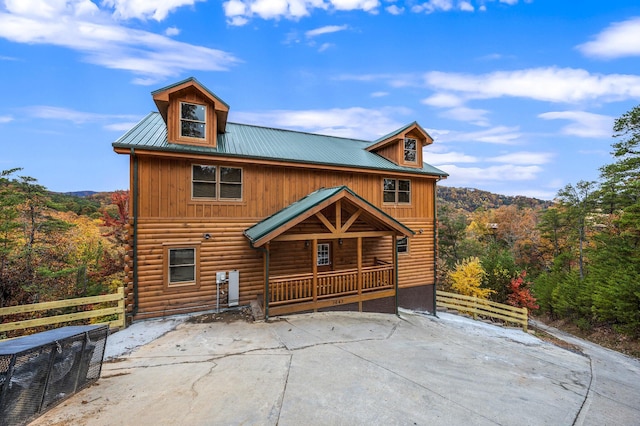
556, 181, 596, 280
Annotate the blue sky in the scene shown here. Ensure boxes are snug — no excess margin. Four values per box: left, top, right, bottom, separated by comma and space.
1, 0, 640, 199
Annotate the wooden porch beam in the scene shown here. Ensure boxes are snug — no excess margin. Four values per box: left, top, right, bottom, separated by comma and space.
273, 230, 396, 242
336, 200, 342, 233
315, 212, 336, 233
342, 209, 362, 233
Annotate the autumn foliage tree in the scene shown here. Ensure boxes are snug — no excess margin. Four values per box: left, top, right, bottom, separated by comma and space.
506, 271, 539, 311
449, 257, 494, 300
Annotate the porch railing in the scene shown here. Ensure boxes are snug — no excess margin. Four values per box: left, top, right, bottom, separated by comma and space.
269, 264, 393, 306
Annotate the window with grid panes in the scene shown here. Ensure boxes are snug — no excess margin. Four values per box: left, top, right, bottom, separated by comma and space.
383, 178, 411, 204
192, 165, 242, 200
180, 102, 206, 139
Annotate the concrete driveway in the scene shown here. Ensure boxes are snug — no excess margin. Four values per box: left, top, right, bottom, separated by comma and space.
31, 311, 640, 426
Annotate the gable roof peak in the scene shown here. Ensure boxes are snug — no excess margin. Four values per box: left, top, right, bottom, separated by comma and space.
152, 77, 229, 133
366, 121, 433, 152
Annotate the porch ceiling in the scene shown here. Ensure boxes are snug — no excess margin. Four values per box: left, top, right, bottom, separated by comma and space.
244, 186, 414, 247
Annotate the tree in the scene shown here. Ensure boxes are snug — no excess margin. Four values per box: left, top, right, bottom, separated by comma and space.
507, 271, 539, 311
556, 181, 596, 280
449, 257, 493, 299
437, 204, 470, 266
0, 168, 23, 307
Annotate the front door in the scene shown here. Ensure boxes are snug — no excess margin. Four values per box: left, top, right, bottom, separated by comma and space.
316, 241, 333, 273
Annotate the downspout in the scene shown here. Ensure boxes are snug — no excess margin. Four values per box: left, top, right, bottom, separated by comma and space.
130, 148, 139, 318
433, 176, 442, 316
249, 242, 269, 320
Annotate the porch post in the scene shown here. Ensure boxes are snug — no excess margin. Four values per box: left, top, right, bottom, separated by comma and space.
264, 242, 270, 319
357, 237, 362, 312
312, 239, 318, 311
393, 234, 398, 315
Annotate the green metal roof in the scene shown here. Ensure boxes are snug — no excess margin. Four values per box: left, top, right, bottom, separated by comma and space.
113, 113, 448, 177
244, 186, 414, 246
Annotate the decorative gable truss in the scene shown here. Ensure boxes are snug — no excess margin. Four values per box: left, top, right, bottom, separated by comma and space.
151, 77, 230, 148
366, 122, 434, 169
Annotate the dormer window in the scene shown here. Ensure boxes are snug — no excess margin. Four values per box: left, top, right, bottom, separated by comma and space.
180, 102, 206, 139
404, 138, 417, 163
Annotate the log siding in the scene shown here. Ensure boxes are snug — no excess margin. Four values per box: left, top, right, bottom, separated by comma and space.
125, 155, 437, 319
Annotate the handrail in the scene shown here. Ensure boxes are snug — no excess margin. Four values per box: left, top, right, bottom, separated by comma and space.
437, 290, 529, 332
0, 287, 126, 337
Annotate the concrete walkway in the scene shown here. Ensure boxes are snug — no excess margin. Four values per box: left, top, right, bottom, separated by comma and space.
529, 319, 640, 426
30, 311, 639, 425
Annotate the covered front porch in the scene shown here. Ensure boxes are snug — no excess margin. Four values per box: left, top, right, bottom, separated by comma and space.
244, 186, 413, 318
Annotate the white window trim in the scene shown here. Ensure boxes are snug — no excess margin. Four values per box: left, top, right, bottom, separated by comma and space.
317, 243, 331, 266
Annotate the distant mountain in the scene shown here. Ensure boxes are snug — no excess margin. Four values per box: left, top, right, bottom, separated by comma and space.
437, 186, 553, 213
63, 191, 99, 198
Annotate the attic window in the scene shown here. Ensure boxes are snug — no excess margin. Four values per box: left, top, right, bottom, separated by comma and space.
180, 102, 206, 139
404, 138, 417, 163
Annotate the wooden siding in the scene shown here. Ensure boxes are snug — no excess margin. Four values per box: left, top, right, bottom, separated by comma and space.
127, 155, 437, 318
167, 89, 218, 147
136, 157, 435, 219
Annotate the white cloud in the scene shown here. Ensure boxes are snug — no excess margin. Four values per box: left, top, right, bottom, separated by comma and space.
422, 93, 463, 108
577, 17, 640, 59
223, 0, 379, 25
424, 67, 640, 104
386, 4, 403, 15
28, 105, 141, 124
438, 125, 523, 145
439, 106, 490, 127
538, 111, 613, 138
434, 164, 543, 185
318, 42, 333, 52
490, 151, 554, 165
0, 115, 14, 123
342, 67, 640, 105
104, 121, 141, 131
4, 0, 98, 19
101, 0, 203, 21
306, 24, 348, 38
165, 26, 180, 36
459, 1, 474, 12
425, 151, 478, 164
0, 3, 239, 84
232, 106, 411, 139
412, 0, 453, 14
370, 91, 389, 98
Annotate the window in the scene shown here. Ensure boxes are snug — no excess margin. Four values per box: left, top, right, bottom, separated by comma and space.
404, 138, 417, 163
383, 178, 411, 204
192, 165, 242, 200
180, 102, 206, 139
317, 243, 330, 266
220, 167, 242, 199
397, 237, 408, 254
167, 247, 197, 287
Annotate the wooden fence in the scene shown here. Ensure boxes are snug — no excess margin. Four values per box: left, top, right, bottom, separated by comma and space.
0, 287, 125, 338
437, 290, 529, 332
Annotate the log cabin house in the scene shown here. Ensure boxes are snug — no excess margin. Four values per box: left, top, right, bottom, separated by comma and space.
113, 77, 448, 320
